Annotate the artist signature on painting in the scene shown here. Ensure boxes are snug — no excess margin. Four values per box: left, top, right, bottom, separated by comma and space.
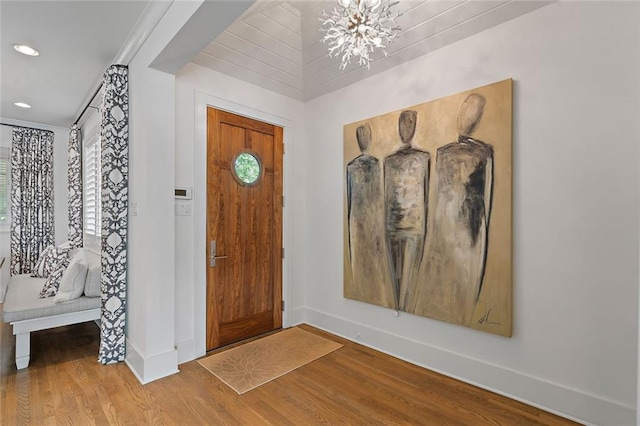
478, 308, 502, 326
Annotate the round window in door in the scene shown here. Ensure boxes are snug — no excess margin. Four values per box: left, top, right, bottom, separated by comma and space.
232, 150, 263, 186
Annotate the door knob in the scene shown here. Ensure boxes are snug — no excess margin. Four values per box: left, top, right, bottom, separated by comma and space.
210, 240, 228, 267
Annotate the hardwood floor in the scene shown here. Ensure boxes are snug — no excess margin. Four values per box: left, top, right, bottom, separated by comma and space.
0, 315, 579, 425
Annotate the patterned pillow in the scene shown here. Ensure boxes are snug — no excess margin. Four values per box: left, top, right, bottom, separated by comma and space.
31, 245, 55, 277
45, 245, 72, 275
39, 250, 71, 298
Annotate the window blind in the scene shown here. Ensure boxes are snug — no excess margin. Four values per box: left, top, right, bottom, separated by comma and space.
0, 147, 8, 223
83, 124, 101, 238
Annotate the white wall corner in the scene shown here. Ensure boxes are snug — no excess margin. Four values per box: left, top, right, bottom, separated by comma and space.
302, 308, 636, 426
125, 340, 180, 385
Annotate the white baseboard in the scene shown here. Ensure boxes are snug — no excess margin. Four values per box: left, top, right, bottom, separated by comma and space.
302, 307, 635, 426
290, 307, 306, 326
176, 338, 196, 365
125, 341, 180, 384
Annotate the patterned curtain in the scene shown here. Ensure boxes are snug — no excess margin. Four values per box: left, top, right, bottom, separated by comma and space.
10, 127, 55, 275
68, 125, 83, 247
99, 64, 129, 364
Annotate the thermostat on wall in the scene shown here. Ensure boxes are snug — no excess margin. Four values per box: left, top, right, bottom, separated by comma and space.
175, 187, 192, 199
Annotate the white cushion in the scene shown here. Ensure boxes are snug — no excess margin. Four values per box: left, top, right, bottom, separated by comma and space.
2, 275, 100, 323
68, 247, 81, 259
83, 250, 101, 298
54, 251, 88, 303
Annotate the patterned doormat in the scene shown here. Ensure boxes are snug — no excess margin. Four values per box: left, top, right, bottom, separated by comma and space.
197, 327, 343, 394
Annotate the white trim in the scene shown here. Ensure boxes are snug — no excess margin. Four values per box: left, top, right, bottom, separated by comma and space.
112, 1, 173, 66
301, 307, 635, 426
193, 91, 294, 359
125, 340, 180, 385
72, 0, 173, 125
176, 338, 196, 364
290, 307, 306, 326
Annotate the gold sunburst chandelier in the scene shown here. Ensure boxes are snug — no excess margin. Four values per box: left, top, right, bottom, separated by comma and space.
319, 0, 401, 70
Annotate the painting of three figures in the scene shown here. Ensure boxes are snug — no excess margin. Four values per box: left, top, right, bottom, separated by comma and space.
343, 79, 512, 337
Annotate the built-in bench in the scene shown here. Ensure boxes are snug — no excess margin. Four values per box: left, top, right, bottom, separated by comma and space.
1, 250, 101, 369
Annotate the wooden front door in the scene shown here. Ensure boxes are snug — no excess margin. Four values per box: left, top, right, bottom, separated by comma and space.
206, 107, 283, 351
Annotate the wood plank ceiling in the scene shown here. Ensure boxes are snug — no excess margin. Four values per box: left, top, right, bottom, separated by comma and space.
193, 1, 552, 101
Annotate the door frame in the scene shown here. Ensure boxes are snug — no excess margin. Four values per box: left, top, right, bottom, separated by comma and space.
194, 91, 292, 358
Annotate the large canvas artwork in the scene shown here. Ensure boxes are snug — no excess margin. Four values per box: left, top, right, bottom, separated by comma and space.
344, 79, 512, 337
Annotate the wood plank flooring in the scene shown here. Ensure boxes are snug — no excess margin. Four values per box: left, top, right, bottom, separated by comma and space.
0, 314, 579, 425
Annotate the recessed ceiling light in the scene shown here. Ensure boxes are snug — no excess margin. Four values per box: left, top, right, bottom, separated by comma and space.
14, 102, 31, 109
13, 44, 39, 56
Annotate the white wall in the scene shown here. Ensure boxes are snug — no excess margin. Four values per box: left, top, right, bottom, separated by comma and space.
0, 118, 69, 298
302, 2, 638, 425
123, 0, 210, 384
169, 1, 637, 423
174, 62, 306, 362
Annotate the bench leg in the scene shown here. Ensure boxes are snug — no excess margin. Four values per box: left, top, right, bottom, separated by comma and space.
15, 332, 30, 369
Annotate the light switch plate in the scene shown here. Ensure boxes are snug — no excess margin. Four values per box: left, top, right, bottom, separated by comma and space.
175, 201, 192, 216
